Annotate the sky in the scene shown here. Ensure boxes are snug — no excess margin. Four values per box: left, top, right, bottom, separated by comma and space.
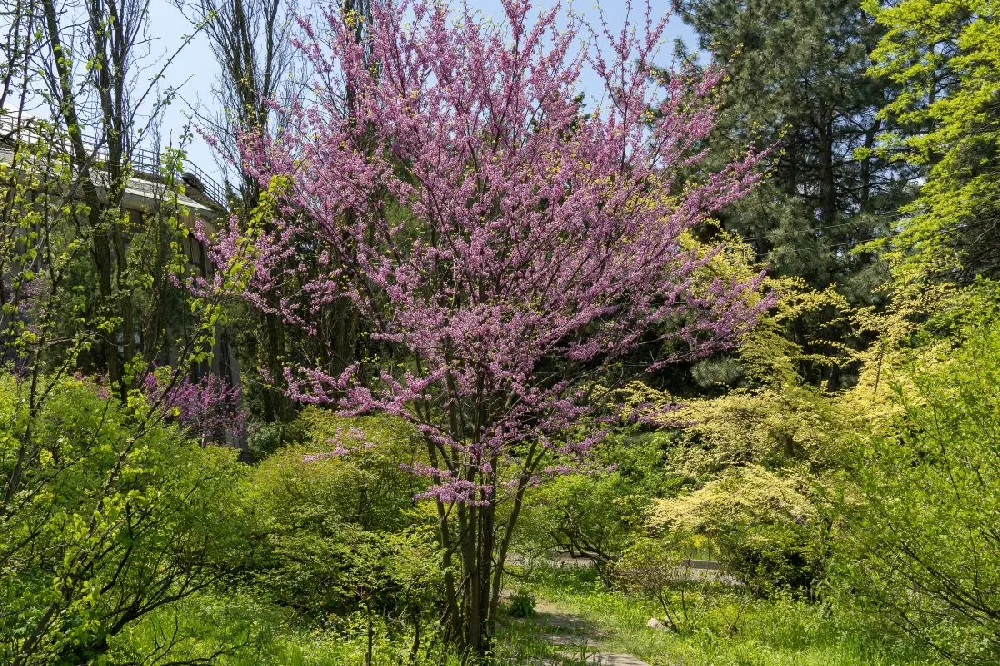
146, 0, 697, 182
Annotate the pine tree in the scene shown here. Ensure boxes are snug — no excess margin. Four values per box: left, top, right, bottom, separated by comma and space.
675, 0, 918, 386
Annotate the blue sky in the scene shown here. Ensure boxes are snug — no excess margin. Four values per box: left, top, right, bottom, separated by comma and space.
147, 0, 696, 180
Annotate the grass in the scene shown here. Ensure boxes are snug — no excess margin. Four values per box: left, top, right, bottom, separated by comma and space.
111, 593, 464, 666
501, 565, 943, 666
109, 568, 943, 666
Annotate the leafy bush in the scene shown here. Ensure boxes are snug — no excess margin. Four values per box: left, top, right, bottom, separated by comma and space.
613, 534, 750, 636
0, 374, 249, 665
245, 418, 305, 460
627, 299, 848, 599
838, 299, 1000, 664
651, 466, 826, 597
505, 589, 536, 619
243, 409, 443, 623
513, 429, 679, 579
515, 471, 653, 571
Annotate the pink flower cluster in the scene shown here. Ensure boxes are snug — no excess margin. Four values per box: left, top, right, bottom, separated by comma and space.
143, 372, 245, 446
219, 0, 771, 503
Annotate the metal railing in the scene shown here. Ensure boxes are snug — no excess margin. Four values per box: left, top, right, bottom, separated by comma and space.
0, 112, 228, 209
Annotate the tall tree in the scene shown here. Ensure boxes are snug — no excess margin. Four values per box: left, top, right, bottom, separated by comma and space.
174, 0, 296, 211
216, 0, 770, 655
173, 0, 302, 426
35, 0, 210, 391
675, 0, 916, 386
866, 0, 1000, 284
0, 36, 240, 666
177, 0, 375, 431
0, 0, 39, 113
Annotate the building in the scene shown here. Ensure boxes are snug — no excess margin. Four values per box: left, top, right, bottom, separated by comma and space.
0, 110, 241, 393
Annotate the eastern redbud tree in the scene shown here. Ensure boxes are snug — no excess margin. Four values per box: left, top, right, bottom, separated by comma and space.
221, 0, 769, 653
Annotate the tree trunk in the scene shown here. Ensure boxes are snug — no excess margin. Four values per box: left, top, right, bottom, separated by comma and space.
860, 118, 881, 213
819, 116, 837, 226
41, 0, 121, 388
262, 310, 293, 422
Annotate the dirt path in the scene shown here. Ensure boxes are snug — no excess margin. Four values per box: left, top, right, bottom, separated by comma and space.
530, 599, 651, 666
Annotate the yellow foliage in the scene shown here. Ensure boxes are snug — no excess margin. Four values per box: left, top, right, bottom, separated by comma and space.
650, 465, 815, 534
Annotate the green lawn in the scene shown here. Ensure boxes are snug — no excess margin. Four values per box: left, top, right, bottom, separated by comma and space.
109, 567, 943, 666
497, 566, 941, 666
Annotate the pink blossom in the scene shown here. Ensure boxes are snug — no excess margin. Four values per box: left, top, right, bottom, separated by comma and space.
215, 0, 771, 504
143, 371, 246, 445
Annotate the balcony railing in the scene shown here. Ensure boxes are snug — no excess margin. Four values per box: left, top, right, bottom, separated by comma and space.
0, 112, 228, 209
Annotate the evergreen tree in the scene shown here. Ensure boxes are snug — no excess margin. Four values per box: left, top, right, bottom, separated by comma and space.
676, 0, 917, 386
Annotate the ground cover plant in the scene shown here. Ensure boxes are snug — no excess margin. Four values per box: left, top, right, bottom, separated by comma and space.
507, 565, 939, 666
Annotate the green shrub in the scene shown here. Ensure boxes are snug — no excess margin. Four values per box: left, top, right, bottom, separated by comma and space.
246, 418, 306, 460
516, 471, 652, 571
513, 430, 677, 579
506, 589, 536, 618
651, 466, 826, 597
242, 409, 444, 622
0, 374, 249, 665
613, 535, 748, 635
838, 296, 1000, 664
